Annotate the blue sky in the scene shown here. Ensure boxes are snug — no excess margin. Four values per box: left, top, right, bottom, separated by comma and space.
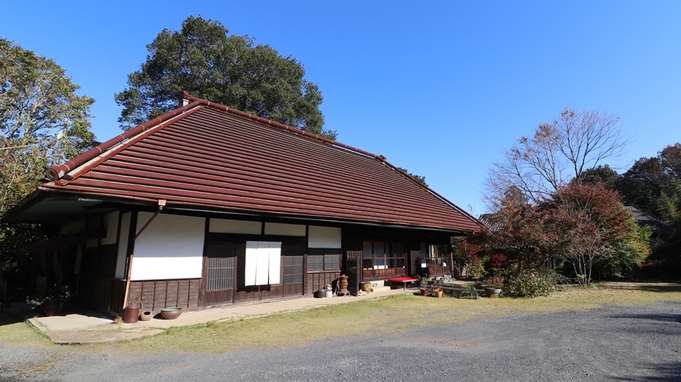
2, 1, 680, 215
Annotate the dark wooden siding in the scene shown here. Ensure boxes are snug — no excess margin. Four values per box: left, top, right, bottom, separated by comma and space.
362, 268, 404, 280
94, 277, 126, 316
127, 278, 201, 313
305, 271, 341, 296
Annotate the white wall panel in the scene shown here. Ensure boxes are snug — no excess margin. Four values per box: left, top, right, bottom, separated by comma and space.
131, 213, 205, 280
264, 222, 305, 236
308, 226, 342, 248
209, 218, 262, 234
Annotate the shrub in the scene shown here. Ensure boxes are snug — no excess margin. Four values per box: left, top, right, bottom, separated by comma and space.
536, 267, 571, 288
484, 275, 505, 288
504, 268, 551, 297
470, 255, 489, 280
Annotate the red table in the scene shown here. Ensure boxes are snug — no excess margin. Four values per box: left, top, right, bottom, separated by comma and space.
387, 276, 420, 290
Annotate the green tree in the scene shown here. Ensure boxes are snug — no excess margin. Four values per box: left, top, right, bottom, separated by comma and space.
397, 167, 426, 185
577, 165, 621, 187
619, 143, 681, 226
115, 16, 335, 139
594, 219, 651, 279
0, 38, 96, 281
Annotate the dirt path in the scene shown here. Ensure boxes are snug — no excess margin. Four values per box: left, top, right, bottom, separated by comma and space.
2, 301, 680, 381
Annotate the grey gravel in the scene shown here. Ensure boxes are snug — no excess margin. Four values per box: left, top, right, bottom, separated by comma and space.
1, 302, 680, 382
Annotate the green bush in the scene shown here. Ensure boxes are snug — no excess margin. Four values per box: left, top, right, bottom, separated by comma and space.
504, 268, 552, 297
536, 267, 571, 288
470, 255, 489, 280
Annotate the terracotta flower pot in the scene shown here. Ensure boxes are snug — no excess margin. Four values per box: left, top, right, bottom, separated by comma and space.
434, 288, 444, 298
419, 288, 429, 296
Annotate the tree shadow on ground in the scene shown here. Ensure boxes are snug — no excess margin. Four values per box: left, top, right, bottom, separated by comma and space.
610, 312, 681, 324
0, 311, 25, 327
603, 282, 681, 293
612, 362, 681, 381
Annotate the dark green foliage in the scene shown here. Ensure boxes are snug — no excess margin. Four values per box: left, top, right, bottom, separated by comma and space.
593, 220, 652, 279
115, 16, 335, 139
617, 144, 681, 278
577, 165, 621, 187
397, 167, 426, 185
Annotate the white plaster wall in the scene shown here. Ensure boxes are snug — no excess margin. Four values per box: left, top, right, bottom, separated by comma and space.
115, 213, 131, 279
131, 213, 205, 280
209, 218, 261, 234
308, 226, 342, 248
264, 222, 305, 236
101, 211, 119, 245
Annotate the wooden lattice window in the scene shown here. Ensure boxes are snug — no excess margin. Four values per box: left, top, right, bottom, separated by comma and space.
308, 254, 340, 271
324, 254, 340, 271
283, 256, 303, 284
206, 256, 234, 291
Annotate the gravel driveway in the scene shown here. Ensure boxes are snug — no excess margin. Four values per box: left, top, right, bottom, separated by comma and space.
2, 301, 680, 382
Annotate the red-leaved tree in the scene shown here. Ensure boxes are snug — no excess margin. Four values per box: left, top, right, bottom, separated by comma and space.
479, 199, 556, 270
545, 182, 633, 285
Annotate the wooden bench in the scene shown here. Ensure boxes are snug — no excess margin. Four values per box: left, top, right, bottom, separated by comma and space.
433, 284, 481, 299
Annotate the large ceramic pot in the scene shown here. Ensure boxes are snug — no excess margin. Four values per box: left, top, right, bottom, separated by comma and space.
486, 288, 502, 297
124, 304, 140, 323
161, 307, 182, 320
42, 299, 60, 317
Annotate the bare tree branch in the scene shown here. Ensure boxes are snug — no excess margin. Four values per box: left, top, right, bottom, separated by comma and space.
486, 108, 628, 207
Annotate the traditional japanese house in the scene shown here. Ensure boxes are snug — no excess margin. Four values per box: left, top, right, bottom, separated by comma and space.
5, 93, 484, 316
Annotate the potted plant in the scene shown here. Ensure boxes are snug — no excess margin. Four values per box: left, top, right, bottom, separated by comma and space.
434, 287, 444, 298
484, 275, 504, 297
26, 284, 70, 317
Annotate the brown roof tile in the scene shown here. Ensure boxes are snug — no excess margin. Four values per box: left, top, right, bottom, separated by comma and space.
44, 96, 483, 232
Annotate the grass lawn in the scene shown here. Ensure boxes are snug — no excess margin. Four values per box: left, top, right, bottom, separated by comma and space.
1, 281, 680, 353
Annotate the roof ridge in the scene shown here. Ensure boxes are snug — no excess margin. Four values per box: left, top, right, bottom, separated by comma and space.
182, 91, 388, 163
184, 93, 486, 227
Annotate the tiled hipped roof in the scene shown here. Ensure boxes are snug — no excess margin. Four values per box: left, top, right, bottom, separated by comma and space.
43, 96, 483, 233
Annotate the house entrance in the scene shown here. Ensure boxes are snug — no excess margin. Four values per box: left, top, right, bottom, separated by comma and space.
202, 241, 305, 305
202, 242, 237, 305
